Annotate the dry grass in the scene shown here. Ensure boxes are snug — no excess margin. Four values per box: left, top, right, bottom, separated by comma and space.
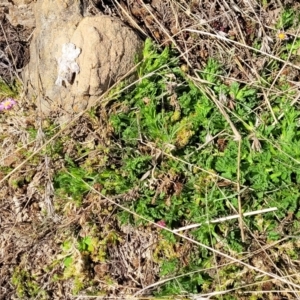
1, 0, 300, 299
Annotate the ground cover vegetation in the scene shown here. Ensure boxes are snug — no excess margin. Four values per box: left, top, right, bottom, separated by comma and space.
1, 0, 300, 299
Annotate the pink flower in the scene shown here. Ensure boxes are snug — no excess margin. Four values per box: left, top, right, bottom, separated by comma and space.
0, 98, 17, 111
157, 220, 166, 227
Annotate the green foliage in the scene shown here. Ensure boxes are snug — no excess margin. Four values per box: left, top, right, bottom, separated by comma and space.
54, 226, 120, 294
50, 35, 300, 297
0, 79, 21, 99
106, 38, 300, 295
11, 267, 48, 299
276, 9, 297, 29
286, 38, 300, 55
54, 160, 94, 205
54, 155, 132, 205
159, 259, 179, 276
138, 38, 175, 76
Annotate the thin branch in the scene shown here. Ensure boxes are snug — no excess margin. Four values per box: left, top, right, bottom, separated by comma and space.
237, 139, 245, 242
183, 28, 300, 72
172, 207, 277, 232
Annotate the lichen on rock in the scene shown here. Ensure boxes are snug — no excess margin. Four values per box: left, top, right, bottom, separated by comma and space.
55, 43, 81, 87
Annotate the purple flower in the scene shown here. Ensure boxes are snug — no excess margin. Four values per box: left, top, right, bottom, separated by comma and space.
0, 98, 17, 111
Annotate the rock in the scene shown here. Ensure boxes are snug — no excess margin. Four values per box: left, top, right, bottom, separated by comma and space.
6, 3, 35, 29
66, 16, 143, 113
0, 2, 10, 19
12, 0, 35, 5
22, 0, 143, 116
0, 0, 35, 29
22, 0, 83, 115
